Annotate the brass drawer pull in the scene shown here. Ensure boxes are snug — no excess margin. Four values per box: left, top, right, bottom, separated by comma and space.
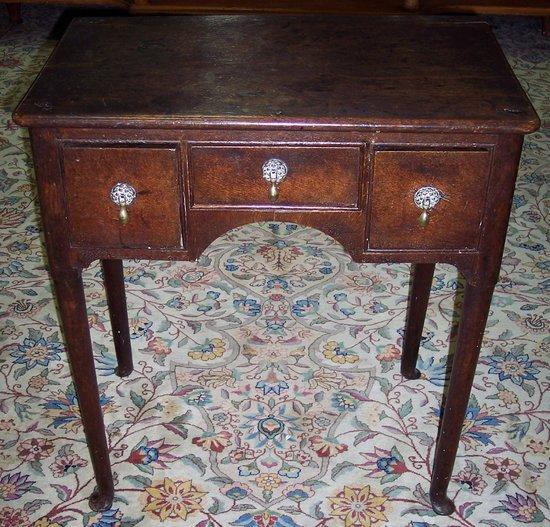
414, 186, 444, 227
262, 158, 288, 202
110, 182, 137, 225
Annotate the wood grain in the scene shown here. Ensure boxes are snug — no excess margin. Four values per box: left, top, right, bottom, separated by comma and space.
369, 149, 491, 250
14, 16, 539, 133
189, 144, 362, 208
61, 144, 184, 249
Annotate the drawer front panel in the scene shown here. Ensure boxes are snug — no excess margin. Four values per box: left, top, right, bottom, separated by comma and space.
61, 145, 183, 248
369, 150, 491, 250
189, 144, 362, 208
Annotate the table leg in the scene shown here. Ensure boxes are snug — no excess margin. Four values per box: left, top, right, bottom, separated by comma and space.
429, 280, 495, 514
401, 263, 435, 379
102, 259, 133, 377
51, 266, 114, 511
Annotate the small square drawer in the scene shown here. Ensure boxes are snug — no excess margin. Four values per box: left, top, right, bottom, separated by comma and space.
188, 144, 362, 209
61, 145, 183, 249
369, 150, 491, 250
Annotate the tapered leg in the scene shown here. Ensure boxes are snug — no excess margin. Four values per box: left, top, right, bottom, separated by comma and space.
51, 266, 114, 511
429, 281, 495, 514
102, 259, 133, 377
401, 263, 435, 379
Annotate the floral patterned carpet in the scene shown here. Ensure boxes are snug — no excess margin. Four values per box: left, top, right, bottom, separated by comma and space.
0, 8, 549, 527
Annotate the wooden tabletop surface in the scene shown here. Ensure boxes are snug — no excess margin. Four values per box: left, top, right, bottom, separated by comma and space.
14, 16, 539, 132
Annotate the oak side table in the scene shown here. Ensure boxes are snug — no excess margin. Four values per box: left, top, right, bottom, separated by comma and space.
14, 15, 539, 515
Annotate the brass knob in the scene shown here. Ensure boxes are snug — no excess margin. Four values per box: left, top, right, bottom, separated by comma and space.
269, 182, 279, 202
413, 186, 444, 227
110, 182, 137, 225
262, 158, 288, 202
418, 209, 429, 227
118, 206, 129, 225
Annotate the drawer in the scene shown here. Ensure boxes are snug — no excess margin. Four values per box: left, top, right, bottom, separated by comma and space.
189, 144, 362, 208
369, 150, 491, 250
61, 145, 183, 248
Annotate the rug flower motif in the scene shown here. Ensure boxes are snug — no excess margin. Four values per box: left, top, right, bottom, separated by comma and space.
0, 9, 548, 527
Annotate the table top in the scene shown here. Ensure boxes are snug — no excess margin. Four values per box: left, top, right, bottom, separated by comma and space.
15, 15, 539, 133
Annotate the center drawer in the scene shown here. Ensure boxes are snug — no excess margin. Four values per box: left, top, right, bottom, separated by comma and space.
188, 144, 362, 209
